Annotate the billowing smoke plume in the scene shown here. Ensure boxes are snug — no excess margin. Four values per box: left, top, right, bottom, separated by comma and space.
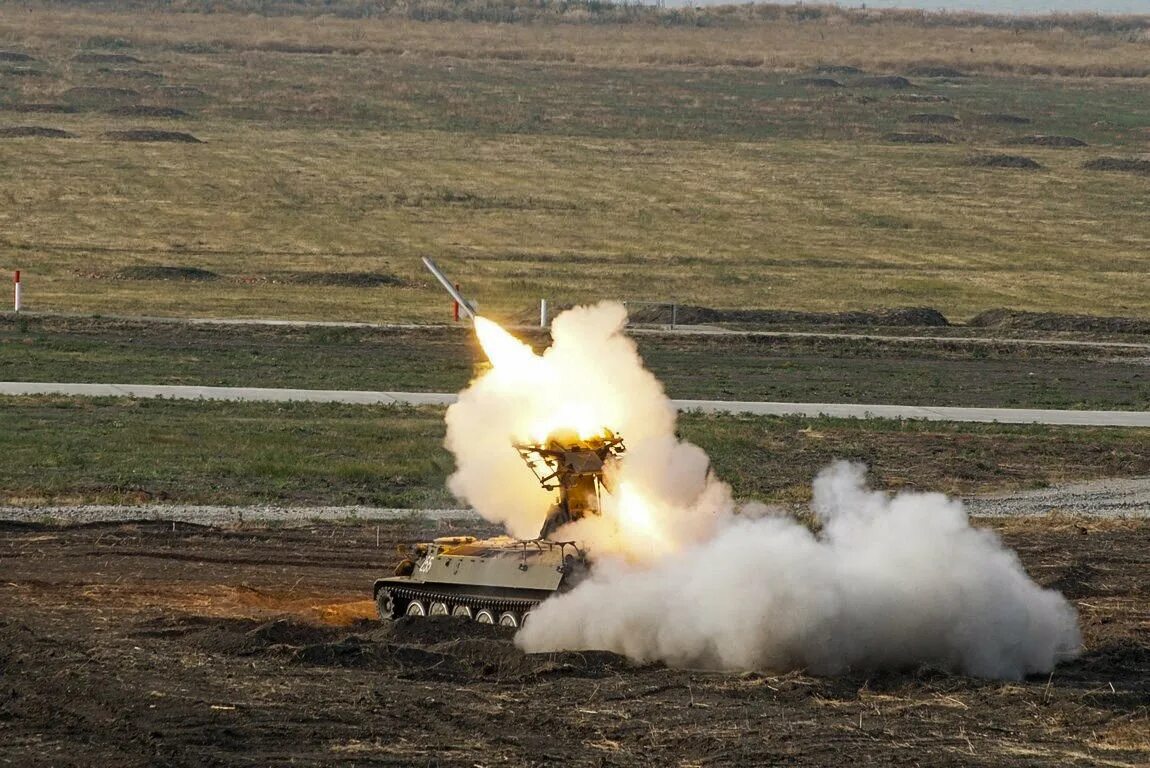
445, 302, 731, 555
518, 462, 1081, 679
445, 302, 1081, 679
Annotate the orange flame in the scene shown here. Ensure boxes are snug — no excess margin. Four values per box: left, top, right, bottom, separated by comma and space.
612, 481, 673, 556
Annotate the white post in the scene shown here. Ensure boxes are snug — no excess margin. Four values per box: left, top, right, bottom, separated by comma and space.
13, 270, 20, 312
540, 298, 548, 329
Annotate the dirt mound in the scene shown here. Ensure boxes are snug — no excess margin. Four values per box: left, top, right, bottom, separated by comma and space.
0, 103, 76, 113
104, 129, 202, 143
813, 64, 863, 75
1009, 134, 1087, 147
105, 105, 188, 118
0, 51, 35, 62
1083, 157, 1150, 174
276, 271, 403, 287
137, 616, 349, 655
628, 305, 950, 328
116, 265, 218, 281
904, 113, 959, 124
885, 131, 951, 144
3, 66, 47, 77
968, 308, 1150, 334
965, 153, 1041, 169
890, 94, 949, 103
62, 86, 139, 103
792, 76, 842, 87
72, 52, 143, 64
855, 75, 913, 89
905, 65, 968, 78
978, 113, 1032, 124
160, 85, 207, 98
96, 67, 163, 80
288, 619, 637, 682
0, 126, 74, 139
386, 616, 512, 644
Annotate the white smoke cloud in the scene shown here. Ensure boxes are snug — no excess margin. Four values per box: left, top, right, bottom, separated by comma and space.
445, 302, 1081, 679
518, 462, 1081, 679
444, 301, 730, 550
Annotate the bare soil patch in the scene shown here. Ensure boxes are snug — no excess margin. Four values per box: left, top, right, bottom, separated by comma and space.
890, 93, 949, 102
96, 67, 164, 80
978, 112, 1032, 124
104, 129, 202, 143
61, 85, 139, 104
105, 105, 188, 118
158, 85, 207, 98
1010, 134, 1088, 147
855, 75, 913, 88
1083, 157, 1150, 175
116, 265, 219, 281
903, 112, 959, 124
965, 153, 1041, 169
792, 76, 842, 87
0, 126, 74, 139
2, 66, 47, 77
72, 52, 143, 64
0, 518, 1145, 767
884, 131, 951, 144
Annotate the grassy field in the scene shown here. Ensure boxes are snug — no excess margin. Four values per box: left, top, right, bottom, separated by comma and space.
1, 4, 1149, 323
4, 315, 1149, 409
3, 394, 1148, 507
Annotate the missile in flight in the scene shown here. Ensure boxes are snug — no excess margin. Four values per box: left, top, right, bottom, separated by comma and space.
421, 257, 476, 321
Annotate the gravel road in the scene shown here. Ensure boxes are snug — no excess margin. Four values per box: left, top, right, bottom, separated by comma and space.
3, 477, 1146, 524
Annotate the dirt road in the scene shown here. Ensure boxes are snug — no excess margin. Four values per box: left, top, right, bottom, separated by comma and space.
1, 516, 1146, 767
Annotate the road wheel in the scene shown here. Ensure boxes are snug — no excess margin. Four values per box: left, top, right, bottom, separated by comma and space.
498, 611, 520, 628
429, 601, 449, 616
475, 609, 496, 624
452, 605, 473, 620
405, 600, 427, 617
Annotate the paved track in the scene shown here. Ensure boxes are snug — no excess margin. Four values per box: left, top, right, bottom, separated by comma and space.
4, 381, 1149, 427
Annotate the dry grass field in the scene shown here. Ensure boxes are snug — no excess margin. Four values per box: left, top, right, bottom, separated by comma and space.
1, 2, 1149, 323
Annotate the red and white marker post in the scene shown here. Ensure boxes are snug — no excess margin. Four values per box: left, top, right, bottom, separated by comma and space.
13, 270, 20, 313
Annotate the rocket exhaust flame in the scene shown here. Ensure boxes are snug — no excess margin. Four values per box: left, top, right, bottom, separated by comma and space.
445, 304, 1081, 679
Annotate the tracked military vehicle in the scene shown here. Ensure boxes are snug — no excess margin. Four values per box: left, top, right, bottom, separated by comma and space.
374, 430, 624, 627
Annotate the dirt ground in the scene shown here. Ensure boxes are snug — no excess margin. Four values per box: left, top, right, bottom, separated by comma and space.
1, 517, 1146, 767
